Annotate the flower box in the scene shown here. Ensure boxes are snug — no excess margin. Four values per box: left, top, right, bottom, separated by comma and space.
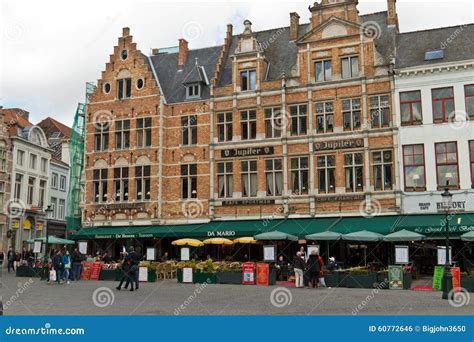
345, 273, 378, 289
216, 271, 242, 284
460, 276, 474, 292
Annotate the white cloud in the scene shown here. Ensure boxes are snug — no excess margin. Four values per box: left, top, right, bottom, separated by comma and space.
1, 0, 472, 125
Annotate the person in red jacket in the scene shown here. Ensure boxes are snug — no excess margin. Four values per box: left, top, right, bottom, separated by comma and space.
317, 252, 326, 287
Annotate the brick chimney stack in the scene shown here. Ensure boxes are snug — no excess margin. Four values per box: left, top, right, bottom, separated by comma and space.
178, 38, 188, 69
122, 27, 130, 37
387, 0, 399, 30
290, 12, 300, 41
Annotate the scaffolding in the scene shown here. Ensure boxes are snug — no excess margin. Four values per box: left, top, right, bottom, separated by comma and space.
66, 82, 95, 232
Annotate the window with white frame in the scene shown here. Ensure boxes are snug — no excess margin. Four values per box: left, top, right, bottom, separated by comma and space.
29, 154, 37, 169
265, 159, 283, 196
290, 104, 307, 136
217, 162, 233, 198
344, 153, 363, 192
58, 199, 65, 220
182, 116, 197, 145
51, 173, 58, 189
93, 169, 108, 203
240, 70, 256, 91
50, 197, 57, 219
117, 78, 131, 99
94, 122, 109, 151
14, 174, 23, 199
135, 165, 151, 201
41, 158, 47, 173
27, 177, 35, 205
136, 117, 152, 148
39, 180, 46, 208
181, 164, 197, 199
315, 102, 334, 133
317, 155, 336, 194
115, 120, 130, 150
113, 167, 129, 202
291, 156, 309, 195
341, 56, 359, 79
241, 160, 257, 197
342, 98, 361, 131
186, 84, 201, 99
60, 175, 66, 191
264, 108, 282, 138
370, 95, 390, 128
217, 113, 233, 142
17, 150, 24, 166
315, 60, 332, 82
0, 149, 6, 172
373, 150, 393, 191
241, 110, 257, 140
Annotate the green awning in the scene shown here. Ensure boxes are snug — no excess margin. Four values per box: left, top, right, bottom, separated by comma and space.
330, 216, 399, 235
461, 231, 474, 241
26, 236, 75, 245
396, 213, 474, 239
254, 230, 298, 241
278, 217, 340, 238
305, 231, 342, 241
71, 226, 152, 240
341, 230, 384, 242
383, 229, 425, 242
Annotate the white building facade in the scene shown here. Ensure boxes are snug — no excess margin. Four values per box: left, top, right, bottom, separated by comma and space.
394, 29, 474, 214
47, 159, 69, 237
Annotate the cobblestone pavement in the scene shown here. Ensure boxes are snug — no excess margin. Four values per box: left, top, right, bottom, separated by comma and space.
0, 272, 472, 316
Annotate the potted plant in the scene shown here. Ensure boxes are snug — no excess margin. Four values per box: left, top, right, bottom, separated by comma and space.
147, 263, 157, 283
345, 268, 377, 289
375, 269, 389, 289
216, 262, 242, 284
323, 270, 339, 287
194, 259, 216, 284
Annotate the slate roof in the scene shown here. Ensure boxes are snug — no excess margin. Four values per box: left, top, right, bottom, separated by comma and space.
148, 46, 222, 104
395, 24, 474, 69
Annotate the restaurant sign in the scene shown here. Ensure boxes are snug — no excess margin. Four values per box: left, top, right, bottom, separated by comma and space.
314, 138, 364, 152
402, 192, 474, 214
221, 146, 274, 158
94, 233, 153, 239
413, 225, 474, 235
221, 199, 275, 206
207, 230, 236, 237
315, 194, 365, 202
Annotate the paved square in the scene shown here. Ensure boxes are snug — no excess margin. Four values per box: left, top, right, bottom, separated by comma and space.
1, 272, 471, 316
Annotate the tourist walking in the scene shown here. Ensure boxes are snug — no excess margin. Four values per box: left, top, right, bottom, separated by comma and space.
293, 252, 305, 288
7, 247, 15, 273
317, 252, 326, 287
116, 253, 134, 292
62, 249, 71, 284
306, 250, 321, 288
52, 250, 64, 284
71, 248, 83, 281
128, 247, 141, 290
0, 251, 4, 267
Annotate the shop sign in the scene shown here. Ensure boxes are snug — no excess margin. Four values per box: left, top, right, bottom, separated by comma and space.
314, 138, 364, 152
242, 262, 255, 285
105, 203, 146, 210
207, 230, 236, 237
315, 194, 365, 202
36, 222, 44, 231
413, 225, 474, 235
12, 219, 20, 229
221, 199, 275, 206
221, 146, 274, 158
403, 193, 474, 214
388, 265, 403, 290
256, 263, 269, 286
432, 266, 444, 291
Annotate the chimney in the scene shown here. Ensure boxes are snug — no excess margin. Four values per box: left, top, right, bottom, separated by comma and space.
290, 12, 300, 41
122, 27, 130, 37
178, 38, 188, 69
387, 0, 399, 30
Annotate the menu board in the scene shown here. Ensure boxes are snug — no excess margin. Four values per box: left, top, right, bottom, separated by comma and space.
180, 247, 190, 261
146, 247, 155, 261
79, 241, 88, 255
395, 245, 409, 264
33, 241, 42, 254
388, 265, 403, 290
437, 246, 452, 265
182, 267, 193, 283
242, 262, 255, 285
432, 266, 444, 291
256, 263, 269, 286
89, 262, 102, 280
451, 267, 461, 293
263, 245, 276, 262
139, 267, 148, 282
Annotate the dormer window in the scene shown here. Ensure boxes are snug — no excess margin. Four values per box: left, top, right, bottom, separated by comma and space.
186, 83, 201, 99
240, 70, 256, 91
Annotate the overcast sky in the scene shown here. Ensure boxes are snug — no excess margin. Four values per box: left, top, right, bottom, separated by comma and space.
1, 0, 473, 126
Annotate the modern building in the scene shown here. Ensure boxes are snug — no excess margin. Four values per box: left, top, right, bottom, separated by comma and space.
394, 25, 474, 218
3, 108, 53, 250
72, 0, 474, 270
0, 108, 13, 258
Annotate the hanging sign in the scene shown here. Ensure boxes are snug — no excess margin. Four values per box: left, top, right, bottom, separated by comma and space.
263, 245, 276, 262
388, 265, 403, 290
432, 266, 444, 291
256, 263, 269, 286
242, 262, 255, 285
395, 245, 409, 264
437, 246, 452, 265
33, 240, 42, 254
451, 267, 461, 293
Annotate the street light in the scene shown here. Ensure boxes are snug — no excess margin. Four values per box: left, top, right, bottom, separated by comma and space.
42, 205, 53, 280
441, 182, 453, 300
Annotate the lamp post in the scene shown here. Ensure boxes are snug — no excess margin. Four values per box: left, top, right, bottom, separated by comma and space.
441, 184, 453, 300
42, 205, 53, 279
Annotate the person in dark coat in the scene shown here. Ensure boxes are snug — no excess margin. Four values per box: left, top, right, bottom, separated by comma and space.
116, 253, 134, 291
293, 252, 305, 288
52, 250, 64, 284
306, 250, 321, 288
127, 247, 142, 290
7, 247, 15, 273
71, 248, 83, 281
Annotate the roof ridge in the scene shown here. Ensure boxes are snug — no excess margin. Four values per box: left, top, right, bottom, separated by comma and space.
400, 23, 474, 35
360, 10, 387, 17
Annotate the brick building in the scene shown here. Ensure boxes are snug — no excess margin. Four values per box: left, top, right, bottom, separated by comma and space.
0, 107, 13, 258
74, 0, 474, 267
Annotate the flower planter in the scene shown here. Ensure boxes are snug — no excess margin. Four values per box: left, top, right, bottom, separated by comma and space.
216, 271, 242, 284
148, 269, 157, 283
345, 273, 378, 289
99, 269, 117, 281
177, 268, 183, 283
194, 272, 216, 284
375, 272, 389, 289
16, 265, 42, 278
460, 276, 474, 292
324, 273, 339, 287
115, 269, 126, 281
